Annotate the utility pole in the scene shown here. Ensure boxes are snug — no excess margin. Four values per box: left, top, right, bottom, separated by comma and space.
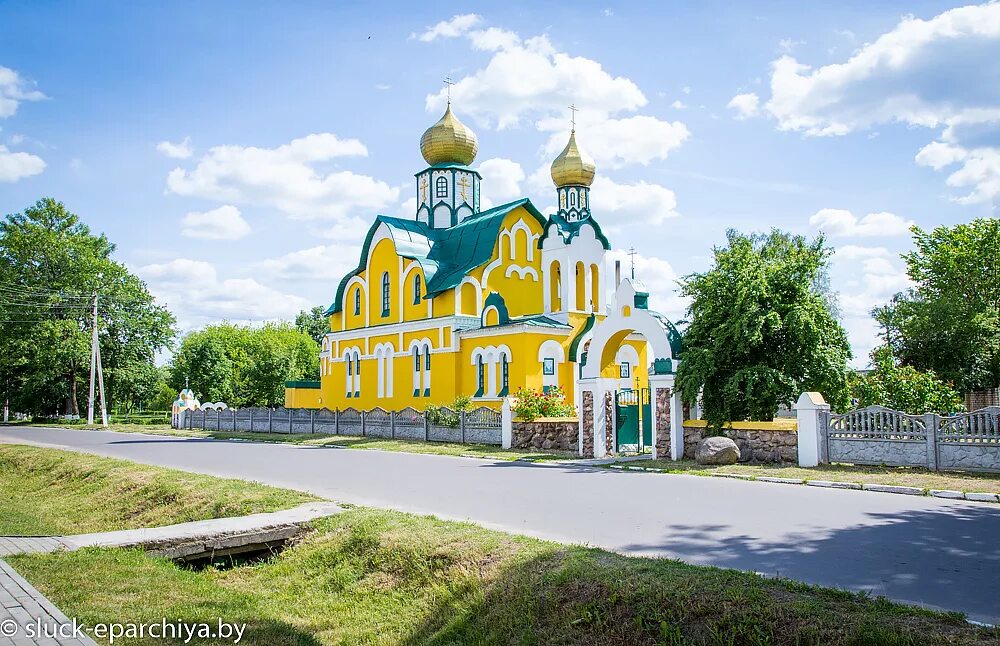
87, 293, 108, 427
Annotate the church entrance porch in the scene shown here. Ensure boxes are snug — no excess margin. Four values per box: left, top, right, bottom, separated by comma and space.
576, 278, 684, 460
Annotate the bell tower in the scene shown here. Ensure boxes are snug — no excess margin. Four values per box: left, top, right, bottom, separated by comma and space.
415, 89, 481, 228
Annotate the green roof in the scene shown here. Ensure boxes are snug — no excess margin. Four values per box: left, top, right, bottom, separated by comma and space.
325, 199, 546, 314
538, 213, 611, 250
496, 314, 570, 329
285, 380, 321, 389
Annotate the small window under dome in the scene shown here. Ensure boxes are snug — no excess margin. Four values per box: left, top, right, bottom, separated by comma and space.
436, 176, 448, 198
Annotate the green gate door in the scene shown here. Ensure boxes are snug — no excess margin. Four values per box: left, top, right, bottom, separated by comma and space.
616, 388, 652, 452
616, 390, 639, 449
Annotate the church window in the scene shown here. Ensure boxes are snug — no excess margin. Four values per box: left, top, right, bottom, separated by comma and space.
353, 288, 360, 316
569, 190, 577, 208
436, 176, 448, 198
425, 349, 431, 371
543, 358, 555, 376
475, 357, 485, 397
381, 272, 390, 317
499, 355, 509, 397
620, 362, 631, 379
413, 347, 420, 371
413, 275, 421, 305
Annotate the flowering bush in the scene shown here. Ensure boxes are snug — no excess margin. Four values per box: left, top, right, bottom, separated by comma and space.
513, 386, 576, 421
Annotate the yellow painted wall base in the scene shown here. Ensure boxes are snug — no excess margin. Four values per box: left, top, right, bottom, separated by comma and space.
285, 387, 323, 409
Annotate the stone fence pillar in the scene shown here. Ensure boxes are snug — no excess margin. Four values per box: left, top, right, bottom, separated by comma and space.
795, 392, 829, 467
577, 377, 616, 458
648, 374, 681, 460
501, 398, 513, 449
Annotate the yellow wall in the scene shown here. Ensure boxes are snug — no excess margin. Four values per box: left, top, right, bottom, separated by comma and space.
285, 387, 322, 408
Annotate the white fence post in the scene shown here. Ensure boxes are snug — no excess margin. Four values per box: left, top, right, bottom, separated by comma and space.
795, 392, 829, 467
924, 412, 939, 471
501, 398, 513, 449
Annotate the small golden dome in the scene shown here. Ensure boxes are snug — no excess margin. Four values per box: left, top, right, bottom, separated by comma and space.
420, 104, 478, 166
550, 130, 596, 187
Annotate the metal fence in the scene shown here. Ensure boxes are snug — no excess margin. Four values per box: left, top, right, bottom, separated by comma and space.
175, 405, 503, 445
822, 405, 1000, 472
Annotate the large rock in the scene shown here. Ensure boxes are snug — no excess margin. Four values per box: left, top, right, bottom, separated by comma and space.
695, 436, 740, 465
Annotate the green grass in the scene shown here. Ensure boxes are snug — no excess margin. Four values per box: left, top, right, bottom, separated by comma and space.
8, 421, 575, 462
0, 444, 318, 535
10, 507, 997, 645
608, 459, 1000, 495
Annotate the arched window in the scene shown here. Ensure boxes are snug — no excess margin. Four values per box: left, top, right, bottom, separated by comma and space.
353, 288, 361, 316
381, 272, 390, 316
436, 176, 448, 198
499, 355, 509, 396
413, 275, 421, 305
569, 190, 577, 207
476, 356, 485, 397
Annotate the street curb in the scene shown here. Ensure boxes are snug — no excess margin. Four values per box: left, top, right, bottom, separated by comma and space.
600, 464, 1000, 503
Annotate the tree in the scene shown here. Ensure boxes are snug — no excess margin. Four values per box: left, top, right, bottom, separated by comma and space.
0, 199, 175, 416
874, 218, 1000, 393
677, 230, 852, 428
169, 322, 319, 407
849, 347, 963, 414
295, 306, 329, 342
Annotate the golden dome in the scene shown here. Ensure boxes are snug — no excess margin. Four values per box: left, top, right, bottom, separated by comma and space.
420, 104, 478, 166
550, 130, 596, 187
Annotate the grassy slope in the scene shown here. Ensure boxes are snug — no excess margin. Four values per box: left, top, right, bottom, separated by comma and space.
0, 444, 317, 535
11, 508, 997, 646
10, 422, 574, 461
621, 460, 1000, 494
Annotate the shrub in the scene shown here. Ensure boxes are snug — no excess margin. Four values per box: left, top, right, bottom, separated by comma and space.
849, 347, 964, 414
513, 387, 576, 421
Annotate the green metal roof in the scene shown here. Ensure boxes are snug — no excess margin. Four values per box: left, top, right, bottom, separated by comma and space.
325, 198, 546, 314
538, 213, 611, 250
285, 380, 321, 389
502, 314, 571, 329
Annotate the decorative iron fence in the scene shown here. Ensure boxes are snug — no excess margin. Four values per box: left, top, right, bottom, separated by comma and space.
176, 404, 504, 446
821, 406, 1000, 472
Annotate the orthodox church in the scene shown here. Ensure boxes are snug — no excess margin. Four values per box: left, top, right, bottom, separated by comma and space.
285, 102, 678, 412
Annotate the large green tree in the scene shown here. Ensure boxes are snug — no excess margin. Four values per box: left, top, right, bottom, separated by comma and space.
874, 218, 1000, 393
169, 322, 318, 407
677, 230, 852, 427
295, 306, 329, 342
0, 199, 175, 416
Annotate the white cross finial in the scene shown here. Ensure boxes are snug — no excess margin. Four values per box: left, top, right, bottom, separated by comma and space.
444, 76, 455, 104
568, 103, 578, 131
628, 247, 637, 279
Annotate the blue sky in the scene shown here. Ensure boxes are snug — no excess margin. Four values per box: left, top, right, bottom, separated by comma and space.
2, 1, 997, 367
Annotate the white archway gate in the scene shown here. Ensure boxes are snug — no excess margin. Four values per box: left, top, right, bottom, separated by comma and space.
577, 278, 684, 460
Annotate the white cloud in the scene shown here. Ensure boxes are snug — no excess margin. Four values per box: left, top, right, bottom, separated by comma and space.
180, 205, 251, 240
477, 157, 525, 206
834, 244, 891, 261
606, 249, 687, 319
671, 100, 687, 110
0, 66, 45, 119
0, 144, 45, 182
727, 93, 760, 120
424, 30, 646, 130
809, 208, 913, 237
539, 115, 689, 169
156, 136, 193, 159
915, 141, 1000, 205
590, 175, 679, 225
413, 14, 482, 42
138, 258, 309, 329
257, 244, 359, 284
749, 4, 1000, 204
165, 133, 398, 220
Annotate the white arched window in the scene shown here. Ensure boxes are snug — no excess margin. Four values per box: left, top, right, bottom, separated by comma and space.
353, 288, 361, 316
436, 176, 448, 198
374, 343, 394, 398
413, 275, 421, 305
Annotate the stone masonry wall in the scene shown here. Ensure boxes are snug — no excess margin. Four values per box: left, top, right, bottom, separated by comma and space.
683, 425, 798, 464
604, 392, 614, 455
654, 388, 671, 459
581, 391, 594, 458
512, 419, 579, 452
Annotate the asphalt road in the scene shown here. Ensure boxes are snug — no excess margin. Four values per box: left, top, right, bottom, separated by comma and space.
3, 425, 999, 623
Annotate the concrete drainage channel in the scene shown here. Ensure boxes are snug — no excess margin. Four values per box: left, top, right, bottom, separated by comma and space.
606, 464, 1000, 503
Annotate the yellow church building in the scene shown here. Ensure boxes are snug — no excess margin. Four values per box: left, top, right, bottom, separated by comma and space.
285, 102, 682, 417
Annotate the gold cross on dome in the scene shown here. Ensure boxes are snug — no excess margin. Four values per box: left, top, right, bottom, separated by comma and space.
568, 103, 578, 131
444, 76, 455, 103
